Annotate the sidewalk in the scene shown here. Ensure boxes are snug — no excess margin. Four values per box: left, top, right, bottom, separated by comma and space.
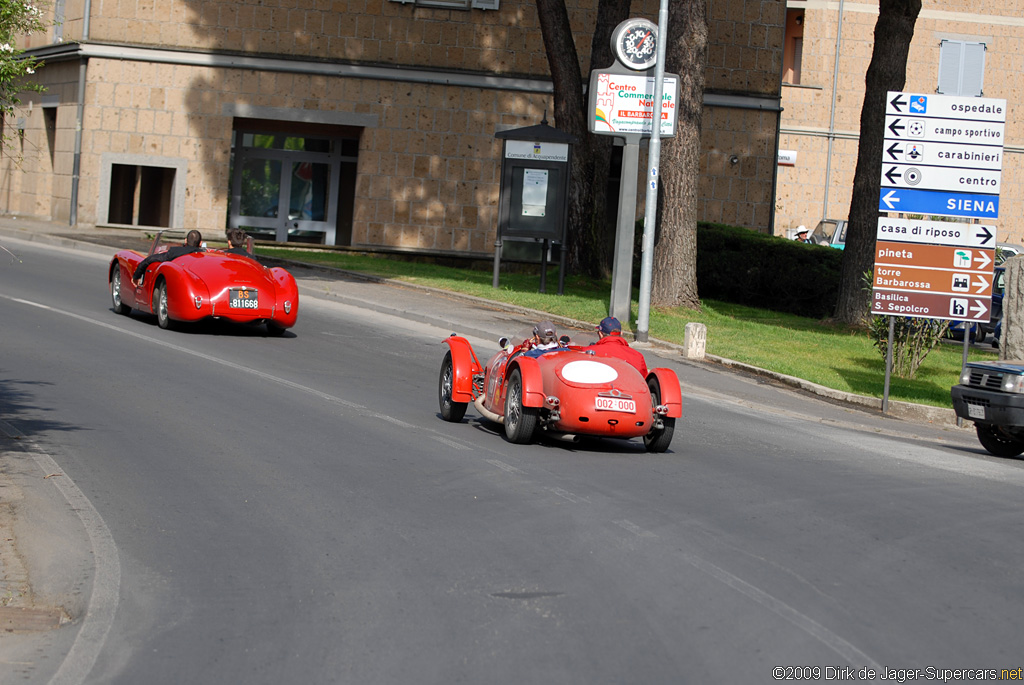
0, 215, 962, 428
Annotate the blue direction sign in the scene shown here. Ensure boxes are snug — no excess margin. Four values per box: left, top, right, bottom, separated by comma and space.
878, 188, 999, 219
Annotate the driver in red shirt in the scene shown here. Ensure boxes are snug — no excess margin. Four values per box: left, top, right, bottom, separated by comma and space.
583, 317, 649, 377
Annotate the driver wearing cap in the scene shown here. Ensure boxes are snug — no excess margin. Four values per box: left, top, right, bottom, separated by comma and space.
582, 317, 649, 377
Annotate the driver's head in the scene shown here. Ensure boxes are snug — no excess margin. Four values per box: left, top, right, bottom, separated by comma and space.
226, 228, 247, 247
185, 230, 203, 247
533, 320, 557, 344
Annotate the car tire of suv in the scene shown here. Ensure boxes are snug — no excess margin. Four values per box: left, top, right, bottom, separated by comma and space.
976, 424, 1024, 457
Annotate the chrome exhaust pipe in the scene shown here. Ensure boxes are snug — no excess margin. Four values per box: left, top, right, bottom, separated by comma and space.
474, 395, 504, 424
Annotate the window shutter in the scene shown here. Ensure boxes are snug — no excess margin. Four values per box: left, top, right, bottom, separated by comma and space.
470, 0, 500, 9
961, 42, 986, 96
937, 40, 962, 95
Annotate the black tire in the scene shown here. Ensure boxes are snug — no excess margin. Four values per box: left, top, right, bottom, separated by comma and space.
155, 281, 172, 330
266, 322, 287, 337
111, 266, 130, 315
503, 368, 538, 444
975, 424, 1024, 457
438, 351, 468, 422
643, 377, 676, 453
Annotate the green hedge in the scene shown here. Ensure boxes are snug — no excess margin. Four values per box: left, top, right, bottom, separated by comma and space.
696, 223, 844, 319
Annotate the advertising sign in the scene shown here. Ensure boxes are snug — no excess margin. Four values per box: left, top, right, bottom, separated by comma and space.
589, 71, 679, 137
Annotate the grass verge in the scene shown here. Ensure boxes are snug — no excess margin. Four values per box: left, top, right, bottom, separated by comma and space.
261, 247, 996, 408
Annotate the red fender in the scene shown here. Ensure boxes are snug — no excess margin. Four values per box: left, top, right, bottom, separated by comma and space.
508, 356, 546, 408
155, 266, 212, 322
443, 336, 481, 402
648, 368, 683, 418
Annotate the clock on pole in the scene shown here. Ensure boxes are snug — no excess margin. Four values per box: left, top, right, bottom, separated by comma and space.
612, 18, 658, 71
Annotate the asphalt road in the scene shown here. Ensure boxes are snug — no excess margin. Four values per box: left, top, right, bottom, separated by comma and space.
1, 237, 1023, 684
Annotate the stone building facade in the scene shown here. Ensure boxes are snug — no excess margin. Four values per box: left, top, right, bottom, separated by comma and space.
3, 0, 784, 256
777, 0, 1024, 243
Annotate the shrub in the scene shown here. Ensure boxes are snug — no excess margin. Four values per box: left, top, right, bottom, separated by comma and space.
695, 223, 844, 319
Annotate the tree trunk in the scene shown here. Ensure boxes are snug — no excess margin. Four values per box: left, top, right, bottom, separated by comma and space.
833, 0, 921, 325
534, 0, 597, 278
586, 0, 632, 278
651, 0, 707, 310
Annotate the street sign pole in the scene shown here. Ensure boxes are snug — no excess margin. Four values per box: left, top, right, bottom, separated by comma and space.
636, 0, 670, 343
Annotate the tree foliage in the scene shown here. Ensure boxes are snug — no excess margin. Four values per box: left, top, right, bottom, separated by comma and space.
0, 0, 49, 151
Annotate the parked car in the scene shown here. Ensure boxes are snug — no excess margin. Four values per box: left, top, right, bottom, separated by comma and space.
996, 242, 1022, 265
952, 361, 1024, 457
809, 219, 846, 249
438, 326, 682, 451
109, 231, 299, 335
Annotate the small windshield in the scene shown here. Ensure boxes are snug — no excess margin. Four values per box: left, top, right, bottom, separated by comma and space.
505, 324, 596, 349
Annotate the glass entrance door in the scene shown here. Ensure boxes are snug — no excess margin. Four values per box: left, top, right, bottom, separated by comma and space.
229, 129, 358, 245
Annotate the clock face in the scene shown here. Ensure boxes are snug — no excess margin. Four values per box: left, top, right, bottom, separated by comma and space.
614, 19, 658, 71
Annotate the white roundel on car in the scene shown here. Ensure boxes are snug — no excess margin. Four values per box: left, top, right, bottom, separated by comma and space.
560, 360, 618, 384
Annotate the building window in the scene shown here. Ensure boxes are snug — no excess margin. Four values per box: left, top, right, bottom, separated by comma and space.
107, 164, 176, 227
783, 10, 804, 85
937, 40, 986, 96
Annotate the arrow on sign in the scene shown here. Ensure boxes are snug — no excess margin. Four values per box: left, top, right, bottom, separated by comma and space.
886, 142, 903, 160
881, 189, 900, 210
884, 167, 903, 184
974, 251, 992, 269
975, 225, 994, 245
971, 300, 989, 318
973, 275, 991, 293
890, 93, 907, 112
888, 119, 906, 136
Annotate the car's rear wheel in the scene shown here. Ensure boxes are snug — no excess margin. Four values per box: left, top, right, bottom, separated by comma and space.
975, 424, 1024, 457
438, 351, 468, 422
111, 266, 130, 315
156, 281, 172, 330
503, 368, 537, 444
643, 377, 675, 453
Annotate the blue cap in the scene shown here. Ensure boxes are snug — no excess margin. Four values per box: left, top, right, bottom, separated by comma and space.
597, 317, 622, 334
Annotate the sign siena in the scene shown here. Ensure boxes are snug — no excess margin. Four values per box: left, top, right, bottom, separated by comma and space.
878, 92, 1006, 219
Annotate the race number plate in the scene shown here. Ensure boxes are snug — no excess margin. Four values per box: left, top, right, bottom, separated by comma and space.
229, 288, 258, 309
967, 404, 985, 420
595, 397, 636, 413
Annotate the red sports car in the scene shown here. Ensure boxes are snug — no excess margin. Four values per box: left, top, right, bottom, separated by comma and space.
439, 326, 682, 451
108, 232, 299, 335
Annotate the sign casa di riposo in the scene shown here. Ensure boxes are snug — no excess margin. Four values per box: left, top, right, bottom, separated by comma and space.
589, 72, 679, 137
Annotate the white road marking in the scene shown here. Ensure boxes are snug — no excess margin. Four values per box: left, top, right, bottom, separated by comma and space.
0, 420, 121, 685
485, 459, 522, 474
613, 519, 657, 538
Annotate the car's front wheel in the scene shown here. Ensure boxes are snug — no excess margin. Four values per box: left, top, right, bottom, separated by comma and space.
976, 424, 1024, 457
503, 368, 537, 444
155, 281, 172, 330
438, 351, 468, 422
111, 266, 130, 315
643, 377, 675, 453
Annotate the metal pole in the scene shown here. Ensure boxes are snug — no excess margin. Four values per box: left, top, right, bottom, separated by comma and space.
609, 141, 640, 324
636, 0, 670, 343
882, 316, 894, 413
959, 320, 970, 427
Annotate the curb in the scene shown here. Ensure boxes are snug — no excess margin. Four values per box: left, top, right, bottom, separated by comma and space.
0, 223, 963, 429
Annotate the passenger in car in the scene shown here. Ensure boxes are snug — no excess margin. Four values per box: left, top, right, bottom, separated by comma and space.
132, 230, 204, 285
582, 317, 649, 377
223, 228, 255, 258
523, 320, 565, 358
